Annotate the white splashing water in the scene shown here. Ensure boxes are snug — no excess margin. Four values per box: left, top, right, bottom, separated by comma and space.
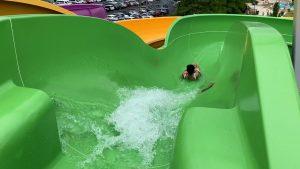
55, 87, 198, 168
107, 87, 197, 165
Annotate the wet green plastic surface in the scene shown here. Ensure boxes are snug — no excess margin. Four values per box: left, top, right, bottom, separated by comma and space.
0, 14, 300, 169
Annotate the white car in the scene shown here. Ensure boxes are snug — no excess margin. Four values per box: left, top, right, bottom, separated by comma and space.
129, 10, 139, 15
56, 0, 72, 5
106, 0, 118, 4
141, 15, 153, 18
141, 13, 153, 18
107, 15, 119, 21
140, 9, 147, 13
124, 15, 135, 19
71, 0, 86, 3
128, 0, 138, 6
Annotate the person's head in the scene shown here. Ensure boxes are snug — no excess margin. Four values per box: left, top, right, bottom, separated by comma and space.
186, 64, 195, 75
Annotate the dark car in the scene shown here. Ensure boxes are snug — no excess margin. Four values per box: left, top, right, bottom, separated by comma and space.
131, 14, 141, 19
156, 7, 168, 15
120, 10, 130, 15
124, 0, 131, 6
114, 12, 126, 20
110, 2, 121, 10
105, 4, 115, 11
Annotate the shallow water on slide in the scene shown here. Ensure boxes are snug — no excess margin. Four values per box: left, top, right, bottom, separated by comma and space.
53, 83, 203, 169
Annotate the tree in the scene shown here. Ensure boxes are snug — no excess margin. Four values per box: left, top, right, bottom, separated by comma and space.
273, 2, 280, 17
176, 0, 251, 16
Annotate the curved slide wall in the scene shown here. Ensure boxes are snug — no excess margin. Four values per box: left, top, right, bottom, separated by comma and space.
117, 17, 178, 47
0, 14, 299, 169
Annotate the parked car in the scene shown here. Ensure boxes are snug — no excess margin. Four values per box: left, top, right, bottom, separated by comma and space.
69, 0, 86, 3
152, 10, 161, 16
128, 0, 138, 6
104, 4, 115, 11
128, 10, 139, 15
156, 8, 168, 15
140, 0, 147, 5
109, 2, 121, 9
124, 15, 135, 19
120, 11, 135, 19
107, 14, 119, 21
86, 0, 95, 3
141, 13, 153, 18
114, 12, 124, 19
124, 0, 131, 6
148, 10, 156, 16
107, 0, 118, 4
140, 9, 147, 13
56, 0, 72, 5
119, 2, 127, 8
131, 14, 141, 19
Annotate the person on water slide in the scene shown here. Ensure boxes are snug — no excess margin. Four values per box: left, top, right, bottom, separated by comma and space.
182, 64, 214, 92
182, 64, 201, 80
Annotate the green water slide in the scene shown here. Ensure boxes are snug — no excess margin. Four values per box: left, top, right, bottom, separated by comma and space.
1, 14, 300, 169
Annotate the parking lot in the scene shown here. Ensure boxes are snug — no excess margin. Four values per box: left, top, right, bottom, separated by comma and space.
103, 0, 176, 21
55, 0, 177, 21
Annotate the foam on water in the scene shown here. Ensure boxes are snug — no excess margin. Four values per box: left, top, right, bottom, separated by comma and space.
54, 87, 198, 169
107, 87, 197, 164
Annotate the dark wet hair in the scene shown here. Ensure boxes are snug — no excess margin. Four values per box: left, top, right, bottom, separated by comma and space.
186, 64, 195, 75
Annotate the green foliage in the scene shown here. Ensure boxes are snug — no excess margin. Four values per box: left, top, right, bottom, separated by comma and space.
272, 2, 280, 17
176, 0, 251, 16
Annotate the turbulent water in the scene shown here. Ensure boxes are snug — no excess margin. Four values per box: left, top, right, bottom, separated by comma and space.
54, 87, 198, 169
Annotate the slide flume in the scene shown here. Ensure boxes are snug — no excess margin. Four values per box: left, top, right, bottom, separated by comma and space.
117, 17, 178, 48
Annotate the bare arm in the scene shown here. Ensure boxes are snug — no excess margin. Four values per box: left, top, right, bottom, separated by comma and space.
182, 71, 188, 78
